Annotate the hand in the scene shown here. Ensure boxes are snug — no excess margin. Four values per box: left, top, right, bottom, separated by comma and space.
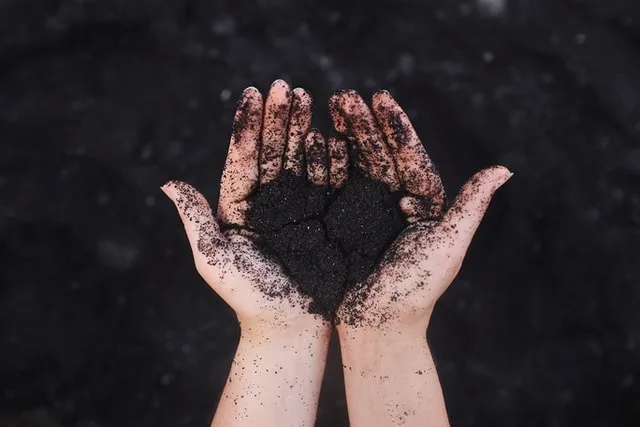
162, 80, 336, 427
330, 89, 512, 332
162, 80, 330, 334
330, 89, 511, 427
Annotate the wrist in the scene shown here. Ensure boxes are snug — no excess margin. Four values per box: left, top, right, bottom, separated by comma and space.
337, 319, 428, 347
337, 324, 448, 427
240, 316, 331, 348
337, 325, 433, 385
338, 327, 426, 352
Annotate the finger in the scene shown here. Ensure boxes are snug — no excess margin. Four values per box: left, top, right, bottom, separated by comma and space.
372, 90, 446, 218
161, 181, 229, 281
218, 87, 263, 227
283, 88, 312, 175
328, 136, 348, 188
305, 129, 329, 186
260, 79, 293, 184
329, 92, 366, 173
439, 166, 512, 253
328, 91, 349, 134
331, 90, 400, 190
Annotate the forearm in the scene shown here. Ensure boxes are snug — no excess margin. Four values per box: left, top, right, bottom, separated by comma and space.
338, 325, 449, 427
212, 323, 330, 427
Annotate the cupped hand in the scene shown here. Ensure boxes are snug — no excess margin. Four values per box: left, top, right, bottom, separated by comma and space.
329, 90, 512, 332
162, 80, 333, 333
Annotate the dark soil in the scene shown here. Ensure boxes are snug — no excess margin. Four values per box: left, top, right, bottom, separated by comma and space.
248, 170, 405, 318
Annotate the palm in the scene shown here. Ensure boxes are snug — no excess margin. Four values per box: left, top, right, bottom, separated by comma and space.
201, 230, 311, 323
337, 222, 453, 327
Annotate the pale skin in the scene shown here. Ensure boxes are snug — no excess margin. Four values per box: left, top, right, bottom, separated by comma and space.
162, 81, 511, 426
162, 80, 339, 427
329, 89, 512, 427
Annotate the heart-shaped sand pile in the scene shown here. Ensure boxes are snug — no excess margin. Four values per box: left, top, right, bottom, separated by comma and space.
248, 170, 406, 318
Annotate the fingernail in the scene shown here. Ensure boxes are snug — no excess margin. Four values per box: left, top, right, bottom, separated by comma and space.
243, 86, 258, 94
160, 181, 177, 198
292, 87, 310, 98
495, 168, 513, 188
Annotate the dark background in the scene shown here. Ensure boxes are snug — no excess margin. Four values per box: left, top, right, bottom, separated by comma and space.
1, 0, 639, 426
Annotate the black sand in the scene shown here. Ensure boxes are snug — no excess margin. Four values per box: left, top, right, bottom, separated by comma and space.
248, 170, 405, 318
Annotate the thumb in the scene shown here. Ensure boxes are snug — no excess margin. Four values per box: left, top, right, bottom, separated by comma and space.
161, 180, 228, 277
440, 166, 512, 253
